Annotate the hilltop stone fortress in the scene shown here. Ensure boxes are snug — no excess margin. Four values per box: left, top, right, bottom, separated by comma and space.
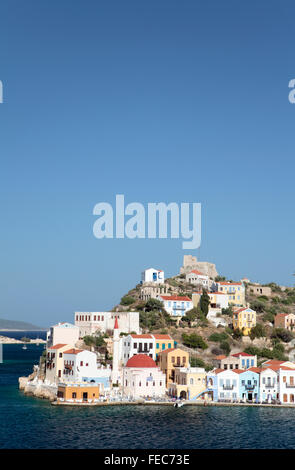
180, 255, 218, 279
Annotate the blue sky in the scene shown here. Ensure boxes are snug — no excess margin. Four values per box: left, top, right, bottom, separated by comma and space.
0, 0, 295, 327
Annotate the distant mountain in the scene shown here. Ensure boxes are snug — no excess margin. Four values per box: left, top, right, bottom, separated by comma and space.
0, 318, 46, 330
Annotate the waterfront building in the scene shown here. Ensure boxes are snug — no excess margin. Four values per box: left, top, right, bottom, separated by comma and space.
62, 348, 111, 390
274, 313, 295, 331
233, 307, 256, 335
213, 352, 257, 370
122, 354, 166, 399
168, 367, 207, 400
156, 295, 193, 318
57, 382, 100, 403
277, 367, 295, 404
46, 322, 79, 348
238, 368, 260, 402
185, 270, 209, 288
215, 369, 240, 402
260, 367, 279, 402
157, 348, 189, 386
141, 268, 164, 284
74, 311, 141, 337
213, 282, 245, 307
206, 371, 218, 402
45, 343, 72, 384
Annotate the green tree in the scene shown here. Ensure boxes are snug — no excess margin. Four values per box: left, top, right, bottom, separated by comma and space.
249, 323, 266, 341
200, 289, 210, 316
120, 295, 135, 306
182, 333, 208, 350
220, 341, 231, 355
144, 298, 164, 312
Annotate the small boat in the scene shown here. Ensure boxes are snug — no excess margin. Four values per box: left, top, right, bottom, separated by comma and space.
174, 401, 184, 408
22, 345, 27, 350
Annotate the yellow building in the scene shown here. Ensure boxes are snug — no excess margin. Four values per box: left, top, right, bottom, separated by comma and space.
157, 348, 189, 386
168, 367, 207, 400
153, 334, 176, 360
57, 382, 100, 403
233, 307, 256, 336
216, 282, 246, 307
46, 343, 71, 384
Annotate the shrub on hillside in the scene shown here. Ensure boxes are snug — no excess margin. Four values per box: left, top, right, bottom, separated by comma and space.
220, 341, 231, 355
182, 333, 208, 350
120, 295, 136, 306
271, 328, 294, 343
249, 323, 266, 341
208, 332, 229, 343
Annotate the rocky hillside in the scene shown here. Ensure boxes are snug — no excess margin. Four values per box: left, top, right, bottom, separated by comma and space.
112, 277, 295, 370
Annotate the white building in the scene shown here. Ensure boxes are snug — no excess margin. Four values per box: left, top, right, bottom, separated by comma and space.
216, 369, 240, 402
157, 295, 193, 318
46, 322, 79, 348
74, 311, 141, 337
122, 334, 154, 365
62, 348, 111, 391
141, 268, 164, 284
259, 367, 278, 403
277, 367, 295, 404
122, 354, 166, 399
186, 270, 209, 288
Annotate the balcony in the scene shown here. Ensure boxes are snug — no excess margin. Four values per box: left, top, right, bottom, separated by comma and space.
223, 385, 234, 390
264, 384, 275, 388
245, 384, 255, 390
286, 383, 295, 388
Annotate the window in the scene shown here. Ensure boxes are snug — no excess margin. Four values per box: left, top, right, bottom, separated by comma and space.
72, 392, 76, 399
156, 343, 159, 349
80, 361, 83, 366
134, 343, 137, 348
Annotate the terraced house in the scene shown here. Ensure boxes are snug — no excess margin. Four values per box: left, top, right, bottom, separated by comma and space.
238, 368, 260, 402
157, 295, 193, 318
215, 369, 240, 402
233, 307, 256, 335
214, 281, 245, 307
121, 334, 176, 364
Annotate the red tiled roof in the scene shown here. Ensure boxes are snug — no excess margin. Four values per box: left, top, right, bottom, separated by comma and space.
48, 343, 68, 350
232, 369, 246, 374
189, 270, 206, 276
152, 334, 172, 340
215, 355, 226, 360
275, 313, 289, 318
160, 295, 192, 301
247, 367, 261, 373
231, 352, 253, 357
130, 334, 153, 339
63, 348, 84, 355
126, 354, 157, 368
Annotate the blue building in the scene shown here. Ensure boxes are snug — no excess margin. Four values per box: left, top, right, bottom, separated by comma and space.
238, 368, 260, 402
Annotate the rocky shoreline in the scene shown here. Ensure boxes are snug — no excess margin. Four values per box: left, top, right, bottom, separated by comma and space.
0, 335, 46, 344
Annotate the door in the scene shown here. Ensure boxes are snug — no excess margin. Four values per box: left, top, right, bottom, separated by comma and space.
83, 392, 88, 402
